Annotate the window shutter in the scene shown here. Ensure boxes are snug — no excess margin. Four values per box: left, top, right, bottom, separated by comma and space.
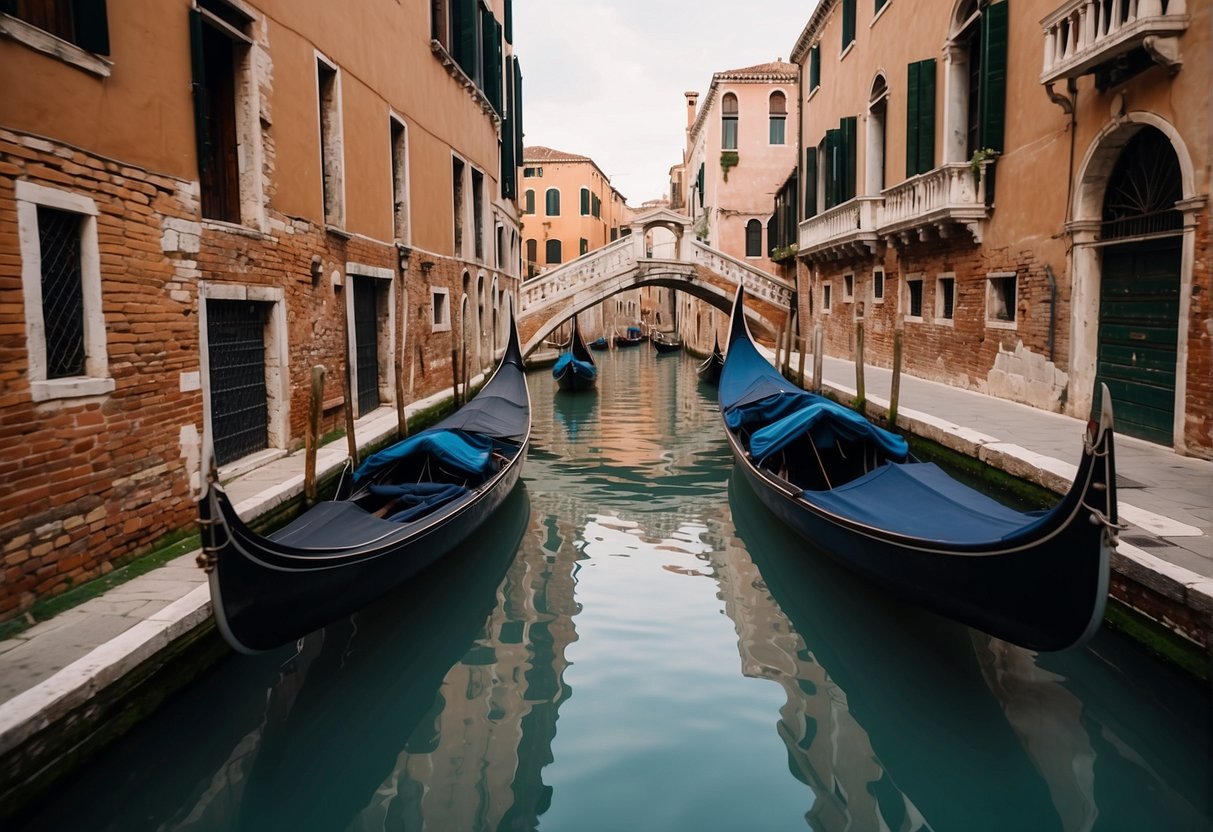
697, 163, 704, 208
72, 0, 110, 55
842, 0, 855, 49
501, 59, 515, 198
504, 0, 513, 44
980, 1, 1008, 153
513, 60, 524, 160
803, 147, 817, 218
809, 45, 820, 90
189, 8, 211, 180
906, 61, 920, 177
580, 189, 590, 215
841, 116, 857, 202
452, 0, 477, 77
916, 59, 936, 175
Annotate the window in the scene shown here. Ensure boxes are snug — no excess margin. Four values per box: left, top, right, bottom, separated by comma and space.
452, 156, 466, 257
2, 0, 110, 72
16, 182, 113, 402
592, 194, 601, 218
523, 166, 542, 177
823, 282, 833, 313
744, 219, 762, 258
769, 92, 787, 145
823, 117, 858, 209
545, 239, 562, 265
936, 274, 955, 323
841, 0, 856, 51
986, 272, 1017, 327
317, 55, 344, 227
867, 75, 888, 194
843, 273, 855, 302
431, 287, 451, 332
390, 116, 410, 242
721, 93, 738, 151
580, 187, 590, 216
906, 59, 936, 176
808, 44, 821, 92
947, 0, 1007, 162
579, 238, 589, 256
545, 188, 560, 216
803, 147, 818, 218
525, 238, 537, 277
904, 275, 924, 320
872, 268, 885, 303
471, 168, 485, 261
524, 189, 535, 214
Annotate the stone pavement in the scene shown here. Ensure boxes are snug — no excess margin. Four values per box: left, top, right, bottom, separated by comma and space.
1, 356, 1210, 765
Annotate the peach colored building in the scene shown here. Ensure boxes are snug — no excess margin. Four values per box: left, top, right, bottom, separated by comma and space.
791, 0, 1209, 455
0, 0, 524, 619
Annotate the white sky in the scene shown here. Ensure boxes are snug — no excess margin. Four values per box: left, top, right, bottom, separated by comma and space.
512, 0, 816, 205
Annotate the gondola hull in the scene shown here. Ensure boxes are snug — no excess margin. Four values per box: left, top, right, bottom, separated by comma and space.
720, 288, 1115, 651
553, 315, 597, 392
199, 312, 531, 653
554, 361, 596, 392
697, 341, 724, 384
652, 337, 682, 354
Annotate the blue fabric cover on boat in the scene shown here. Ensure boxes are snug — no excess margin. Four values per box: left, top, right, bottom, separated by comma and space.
552, 352, 597, 379
803, 462, 1049, 544
368, 481, 469, 523
749, 400, 909, 462
353, 429, 494, 483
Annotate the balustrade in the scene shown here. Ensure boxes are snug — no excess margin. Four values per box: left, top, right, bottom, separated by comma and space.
1040, 0, 1187, 84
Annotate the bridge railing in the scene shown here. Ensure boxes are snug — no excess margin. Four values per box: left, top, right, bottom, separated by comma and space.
686, 239, 795, 308
519, 235, 636, 310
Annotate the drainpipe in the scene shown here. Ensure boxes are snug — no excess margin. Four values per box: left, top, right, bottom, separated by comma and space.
1044, 264, 1058, 363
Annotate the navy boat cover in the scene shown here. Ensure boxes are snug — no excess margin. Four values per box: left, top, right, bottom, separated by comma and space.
553, 352, 597, 379
354, 429, 495, 483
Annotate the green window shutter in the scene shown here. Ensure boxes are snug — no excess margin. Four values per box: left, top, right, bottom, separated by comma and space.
697, 163, 704, 208
504, 0, 513, 44
524, 190, 534, 213
513, 60, 524, 160
842, 0, 855, 49
580, 189, 590, 215
809, 45, 820, 90
824, 128, 841, 209
917, 59, 936, 175
906, 61, 920, 177
980, 1, 1008, 153
580, 238, 588, 256
841, 116, 857, 202
803, 147, 817, 218
452, 0, 477, 78
72, 0, 110, 55
546, 189, 559, 215
188, 8, 211, 180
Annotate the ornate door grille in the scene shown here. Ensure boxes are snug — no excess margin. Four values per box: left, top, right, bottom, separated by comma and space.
1101, 127, 1183, 240
207, 299, 269, 465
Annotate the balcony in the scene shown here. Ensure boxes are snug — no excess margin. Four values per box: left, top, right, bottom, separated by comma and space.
877, 162, 991, 244
797, 196, 880, 259
1040, 0, 1189, 85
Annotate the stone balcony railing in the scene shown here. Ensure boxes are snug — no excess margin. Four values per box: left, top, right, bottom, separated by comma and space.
796, 196, 881, 259
877, 162, 990, 243
1040, 0, 1189, 85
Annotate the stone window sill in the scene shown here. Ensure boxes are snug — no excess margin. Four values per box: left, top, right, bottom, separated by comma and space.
0, 14, 111, 77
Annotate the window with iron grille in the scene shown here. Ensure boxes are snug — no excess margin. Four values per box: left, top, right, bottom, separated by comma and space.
353, 277, 381, 415
37, 207, 86, 379
905, 275, 924, 320
206, 299, 269, 466
937, 275, 955, 322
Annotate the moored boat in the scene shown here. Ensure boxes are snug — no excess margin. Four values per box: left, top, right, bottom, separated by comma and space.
652, 331, 682, 354
197, 310, 531, 653
719, 287, 1117, 651
552, 315, 597, 392
697, 337, 724, 384
589, 336, 610, 351
614, 325, 643, 348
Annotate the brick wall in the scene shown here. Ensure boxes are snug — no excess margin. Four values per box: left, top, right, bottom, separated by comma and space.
1184, 211, 1211, 456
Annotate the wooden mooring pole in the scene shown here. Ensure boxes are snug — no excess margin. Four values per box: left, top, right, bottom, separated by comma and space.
854, 319, 866, 410
304, 364, 326, 506
811, 323, 824, 393
890, 328, 904, 428
451, 348, 461, 407
341, 295, 358, 467
797, 334, 807, 387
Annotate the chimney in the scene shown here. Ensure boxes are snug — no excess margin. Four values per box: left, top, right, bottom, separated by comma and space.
684, 91, 699, 129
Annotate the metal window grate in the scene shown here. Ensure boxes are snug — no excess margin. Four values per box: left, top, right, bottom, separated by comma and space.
352, 277, 380, 415
37, 206, 86, 379
207, 299, 269, 465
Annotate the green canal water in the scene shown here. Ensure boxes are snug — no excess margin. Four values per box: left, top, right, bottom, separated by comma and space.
18, 347, 1212, 831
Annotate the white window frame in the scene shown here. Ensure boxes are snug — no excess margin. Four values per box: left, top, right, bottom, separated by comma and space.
842, 272, 855, 302
431, 286, 452, 332
902, 273, 924, 323
872, 267, 885, 304
986, 271, 1018, 330
0, 12, 111, 77
935, 272, 956, 326
16, 181, 114, 402
316, 50, 346, 230
822, 280, 833, 314
388, 112, 411, 245
451, 152, 468, 259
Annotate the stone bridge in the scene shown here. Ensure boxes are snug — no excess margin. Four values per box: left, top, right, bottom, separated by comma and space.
518, 208, 794, 356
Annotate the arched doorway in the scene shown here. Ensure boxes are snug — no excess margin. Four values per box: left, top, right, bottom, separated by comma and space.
1094, 126, 1183, 444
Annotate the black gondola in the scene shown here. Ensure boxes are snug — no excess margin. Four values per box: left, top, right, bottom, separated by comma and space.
552, 315, 597, 392
197, 309, 531, 653
719, 287, 1117, 651
697, 336, 724, 384
614, 326, 643, 348
589, 336, 610, 351
651, 330, 682, 354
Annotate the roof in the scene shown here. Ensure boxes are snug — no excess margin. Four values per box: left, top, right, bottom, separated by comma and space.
522, 145, 592, 163
687, 59, 799, 145
790, 0, 839, 62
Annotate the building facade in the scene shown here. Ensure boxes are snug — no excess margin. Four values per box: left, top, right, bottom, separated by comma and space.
790, 0, 1209, 455
0, 0, 524, 619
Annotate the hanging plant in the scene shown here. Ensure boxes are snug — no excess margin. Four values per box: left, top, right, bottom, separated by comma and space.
969, 147, 998, 184
720, 151, 739, 182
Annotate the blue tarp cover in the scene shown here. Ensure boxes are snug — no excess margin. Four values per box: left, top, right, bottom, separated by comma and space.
553, 352, 597, 379
749, 400, 909, 462
804, 462, 1048, 544
368, 481, 470, 523
354, 429, 494, 484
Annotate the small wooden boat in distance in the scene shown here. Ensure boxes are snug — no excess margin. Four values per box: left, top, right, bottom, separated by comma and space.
552, 316, 597, 392
197, 310, 531, 653
697, 336, 724, 384
589, 336, 610, 351
614, 326, 643, 348
719, 287, 1117, 651
652, 330, 682, 354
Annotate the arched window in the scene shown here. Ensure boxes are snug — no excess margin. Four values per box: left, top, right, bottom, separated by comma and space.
745, 219, 762, 257
545, 188, 560, 216
525, 238, 537, 277
943, 0, 1007, 164
769, 92, 787, 145
721, 93, 738, 150
867, 74, 888, 194
545, 238, 562, 264
524, 189, 535, 214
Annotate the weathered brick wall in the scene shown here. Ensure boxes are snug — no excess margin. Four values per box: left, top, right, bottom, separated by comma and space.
1185, 210, 1211, 457
0, 130, 514, 620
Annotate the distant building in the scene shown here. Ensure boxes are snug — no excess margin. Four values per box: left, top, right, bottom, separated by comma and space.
790, 0, 1210, 455
0, 0, 524, 619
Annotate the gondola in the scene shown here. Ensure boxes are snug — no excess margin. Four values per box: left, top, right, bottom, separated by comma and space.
197, 309, 531, 653
614, 326, 643, 348
589, 336, 610, 351
697, 336, 724, 384
719, 287, 1117, 651
651, 330, 682, 354
552, 315, 597, 392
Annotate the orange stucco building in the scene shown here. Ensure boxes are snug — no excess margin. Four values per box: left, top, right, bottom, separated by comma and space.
0, 0, 524, 618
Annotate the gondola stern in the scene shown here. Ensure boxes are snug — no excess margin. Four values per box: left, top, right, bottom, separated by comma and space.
727, 285, 749, 350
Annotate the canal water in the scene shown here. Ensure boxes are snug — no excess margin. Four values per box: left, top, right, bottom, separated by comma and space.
17, 347, 1212, 831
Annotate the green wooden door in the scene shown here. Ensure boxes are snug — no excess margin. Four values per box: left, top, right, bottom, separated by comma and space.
1095, 239, 1181, 445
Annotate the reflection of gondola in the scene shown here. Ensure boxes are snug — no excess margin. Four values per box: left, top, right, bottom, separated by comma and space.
720, 287, 1116, 651
697, 336, 724, 385
198, 312, 531, 653
651, 330, 682, 354
728, 475, 1063, 831
235, 485, 532, 831
552, 315, 597, 392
